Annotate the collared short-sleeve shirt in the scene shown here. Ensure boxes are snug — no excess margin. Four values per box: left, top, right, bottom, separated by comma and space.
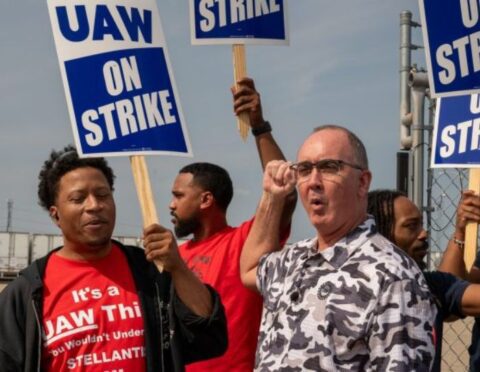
256, 218, 436, 372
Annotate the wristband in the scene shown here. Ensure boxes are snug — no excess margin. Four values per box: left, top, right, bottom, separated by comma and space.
252, 121, 272, 137
453, 237, 465, 249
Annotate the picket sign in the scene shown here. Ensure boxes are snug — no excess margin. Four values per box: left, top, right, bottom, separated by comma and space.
189, 0, 288, 140
233, 45, 250, 140
47, 0, 193, 272
129, 155, 163, 271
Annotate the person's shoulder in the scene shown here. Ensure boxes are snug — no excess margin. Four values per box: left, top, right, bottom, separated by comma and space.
424, 270, 469, 294
114, 241, 149, 264
423, 270, 457, 283
116, 242, 145, 255
0, 272, 33, 305
263, 237, 315, 262
362, 233, 423, 280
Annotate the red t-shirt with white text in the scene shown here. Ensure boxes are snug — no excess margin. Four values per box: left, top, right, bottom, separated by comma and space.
41, 244, 146, 372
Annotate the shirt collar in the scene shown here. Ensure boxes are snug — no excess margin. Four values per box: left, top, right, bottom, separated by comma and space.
306, 217, 376, 269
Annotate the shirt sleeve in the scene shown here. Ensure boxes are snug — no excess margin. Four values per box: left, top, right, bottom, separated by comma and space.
368, 278, 437, 371
423, 271, 468, 318
256, 249, 287, 300
172, 285, 228, 363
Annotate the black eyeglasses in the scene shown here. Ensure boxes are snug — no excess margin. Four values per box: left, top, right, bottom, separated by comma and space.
290, 159, 364, 178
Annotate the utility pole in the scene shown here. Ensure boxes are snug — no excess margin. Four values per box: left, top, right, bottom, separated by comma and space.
6, 199, 13, 232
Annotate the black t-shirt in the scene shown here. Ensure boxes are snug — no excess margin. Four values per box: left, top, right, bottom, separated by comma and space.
423, 271, 468, 372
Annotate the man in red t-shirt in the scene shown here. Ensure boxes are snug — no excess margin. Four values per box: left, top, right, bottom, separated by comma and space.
170, 78, 297, 371
0, 146, 227, 372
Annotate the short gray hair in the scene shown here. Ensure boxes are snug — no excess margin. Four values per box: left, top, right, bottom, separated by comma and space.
313, 125, 369, 169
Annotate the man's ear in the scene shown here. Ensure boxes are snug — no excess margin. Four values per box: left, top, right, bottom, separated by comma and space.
49, 206, 60, 226
358, 170, 372, 198
200, 191, 214, 209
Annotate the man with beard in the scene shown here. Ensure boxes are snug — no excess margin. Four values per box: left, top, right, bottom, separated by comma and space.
169, 77, 296, 372
368, 189, 480, 372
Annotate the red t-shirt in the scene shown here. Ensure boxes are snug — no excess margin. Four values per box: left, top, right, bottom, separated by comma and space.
180, 219, 289, 372
41, 244, 146, 372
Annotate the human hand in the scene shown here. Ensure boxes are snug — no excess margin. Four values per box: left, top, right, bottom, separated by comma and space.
143, 224, 186, 273
231, 77, 264, 127
455, 190, 480, 239
263, 160, 297, 198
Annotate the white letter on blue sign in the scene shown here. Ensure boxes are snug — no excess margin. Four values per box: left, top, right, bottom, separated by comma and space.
104, 61, 124, 96
231, 0, 246, 23
471, 94, 480, 113
457, 120, 474, 153
440, 125, 456, 158
199, 0, 215, 32
436, 44, 456, 84
269, 0, 280, 12
460, 0, 479, 28
472, 118, 480, 150
116, 99, 139, 135
103, 56, 142, 97
453, 36, 471, 77
82, 110, 104, 146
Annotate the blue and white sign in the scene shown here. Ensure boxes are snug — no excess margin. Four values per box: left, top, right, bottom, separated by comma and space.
419, 0, 480, 98
432, 94, 480, 167
47, 0, 192, 157
190, 0, 288, 45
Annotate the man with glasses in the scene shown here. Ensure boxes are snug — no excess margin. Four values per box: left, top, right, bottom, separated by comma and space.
240, 125, 437, 371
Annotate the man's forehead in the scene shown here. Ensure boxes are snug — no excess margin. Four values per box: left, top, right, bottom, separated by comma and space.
173, 172, 193, 186
297, 129, 352, 160
173, 172, 204, 192
394, 196, 422, 221
59, 167, 107, 184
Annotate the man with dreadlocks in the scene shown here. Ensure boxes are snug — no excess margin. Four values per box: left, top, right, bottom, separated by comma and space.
367, 189, 480, 372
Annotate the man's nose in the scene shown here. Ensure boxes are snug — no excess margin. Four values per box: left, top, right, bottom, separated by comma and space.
85, 195, 101, 210
418, 228, 428, 240
305, 167, 324, 189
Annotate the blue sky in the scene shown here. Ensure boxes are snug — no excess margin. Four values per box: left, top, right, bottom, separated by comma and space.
0, 0, 424, 242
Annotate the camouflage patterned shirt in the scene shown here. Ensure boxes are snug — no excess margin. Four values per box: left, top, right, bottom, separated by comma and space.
256, 217, 436, 371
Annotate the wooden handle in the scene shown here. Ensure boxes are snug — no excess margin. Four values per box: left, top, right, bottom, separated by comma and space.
465, 169, 480, 271
130, 155, 162, 271
233, 44, 250, 141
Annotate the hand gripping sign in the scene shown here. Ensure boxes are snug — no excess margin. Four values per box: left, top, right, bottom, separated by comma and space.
190, 0, 288, 140
419, 0, 480, 97
47, 0, 192, 270
432, 93, 480, 270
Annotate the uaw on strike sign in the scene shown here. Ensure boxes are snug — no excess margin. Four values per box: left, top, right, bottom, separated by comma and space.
419, 0, 480, 97
190, 0, 288, 45
432, 94, 480, 167
47, 0, 192, 157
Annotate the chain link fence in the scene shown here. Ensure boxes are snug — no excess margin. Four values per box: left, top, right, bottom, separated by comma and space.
427, 165, 473, 371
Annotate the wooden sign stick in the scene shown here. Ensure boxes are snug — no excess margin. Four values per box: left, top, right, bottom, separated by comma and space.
232, 44, 250, 141
465, 168, 480, 272
130, 155, 163, 271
